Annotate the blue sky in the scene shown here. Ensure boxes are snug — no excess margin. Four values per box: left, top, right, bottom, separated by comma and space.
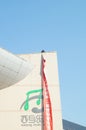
0, 0, 86, 126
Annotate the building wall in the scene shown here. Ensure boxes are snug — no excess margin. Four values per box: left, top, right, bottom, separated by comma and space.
0, 52, 63, 130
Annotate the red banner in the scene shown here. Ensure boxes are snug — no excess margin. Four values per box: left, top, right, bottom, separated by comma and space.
42, 56, 53, 130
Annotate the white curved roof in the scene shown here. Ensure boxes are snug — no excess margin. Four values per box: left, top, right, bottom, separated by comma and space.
0, 48, 33, 90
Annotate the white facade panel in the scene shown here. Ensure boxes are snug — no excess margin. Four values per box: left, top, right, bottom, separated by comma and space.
0, 48, 33, 89
0, 51, 63, 130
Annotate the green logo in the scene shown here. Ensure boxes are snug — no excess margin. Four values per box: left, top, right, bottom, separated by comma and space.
20, 89, 43, 113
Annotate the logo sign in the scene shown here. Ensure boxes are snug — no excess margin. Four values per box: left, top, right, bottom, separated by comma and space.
20, 89, 43, 113
20, 89, 44, 127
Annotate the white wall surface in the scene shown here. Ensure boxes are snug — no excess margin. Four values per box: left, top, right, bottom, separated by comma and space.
0, 48, 33, 89
0, 52, 63, 130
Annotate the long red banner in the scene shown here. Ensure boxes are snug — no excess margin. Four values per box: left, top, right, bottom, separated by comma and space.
42, 55, 53, 130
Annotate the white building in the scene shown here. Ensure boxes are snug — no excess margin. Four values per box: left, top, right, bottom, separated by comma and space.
0, 48, 63, 130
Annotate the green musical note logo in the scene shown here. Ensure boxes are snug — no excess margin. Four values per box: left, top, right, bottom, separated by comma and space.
24, 89, 43, 111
